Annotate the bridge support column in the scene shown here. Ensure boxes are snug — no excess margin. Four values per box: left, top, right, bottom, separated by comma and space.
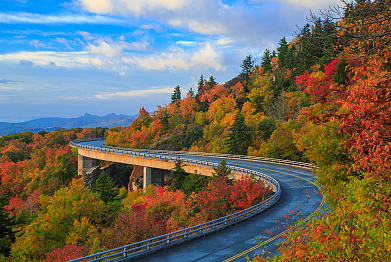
143, 167, 166, 189
78, 155, 96, 177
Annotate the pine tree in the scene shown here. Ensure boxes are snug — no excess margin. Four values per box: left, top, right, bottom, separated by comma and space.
213, 160, 233, 184
159, 108, 170, 135
296, 23, 312, 74
261, 49, 272, 72
277, 37, 289, 68
171, 85, 181, 104
206, 76, 217, 89
187, 88, 195, 97
93, 172, 119, 203
240, 55, 255, 92
197, 75, 204, 95
0, 196, 16, 256
181, 171, 209, 196
226, 111, 250, 155
169, 157, 187, 191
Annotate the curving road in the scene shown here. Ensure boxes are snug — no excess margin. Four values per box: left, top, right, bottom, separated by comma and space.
74, 140, 323, 262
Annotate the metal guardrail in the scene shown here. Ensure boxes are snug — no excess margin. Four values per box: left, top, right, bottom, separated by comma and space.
68, 138, 308, 261
70, 138, 314, 170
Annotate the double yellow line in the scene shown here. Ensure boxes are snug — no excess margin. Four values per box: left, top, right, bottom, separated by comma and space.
222, 166, 325, 262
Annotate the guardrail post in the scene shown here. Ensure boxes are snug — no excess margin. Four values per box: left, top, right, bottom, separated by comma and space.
123, 248, 127, 258
146, 240, 151, 251
166, 235, 170, 244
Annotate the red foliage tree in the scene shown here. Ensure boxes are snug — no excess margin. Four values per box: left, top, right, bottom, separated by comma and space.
44, 244, 89, 262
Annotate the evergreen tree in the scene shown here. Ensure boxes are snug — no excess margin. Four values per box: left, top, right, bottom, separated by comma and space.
206, 76, 217, 89
181, 171, 209, 196
188, 88, 195, 97
159, 108, 170, 135
171, 85, 181, 104
296, 23, 313, 74
285, 45, 296, 69
93, 172, 119, 203
226, 111, 250, 155
240, 55, 255, 92
261, 49, 272, 72
0, 196, 16, 256
240, 55, 255, 78
259, 118, 276, 141
277, 37, 289, 68
196, 74, 209, 112
197, 75, 204, 95
169, 157, 187, 191
213, 160, 234, 184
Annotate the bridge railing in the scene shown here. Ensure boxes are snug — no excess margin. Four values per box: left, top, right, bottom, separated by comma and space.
70, 138, 314, 170
67, 139, 298, 261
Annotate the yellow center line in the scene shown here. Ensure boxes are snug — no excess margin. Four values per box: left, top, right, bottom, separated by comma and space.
222, 164, 325, 262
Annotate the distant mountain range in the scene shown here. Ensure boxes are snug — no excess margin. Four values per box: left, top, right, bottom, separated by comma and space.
0, 113, 136, 136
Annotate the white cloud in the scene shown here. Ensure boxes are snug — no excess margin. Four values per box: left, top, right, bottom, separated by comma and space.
176, 41, 197, 47
190, 44, 223, 71
275, 0, 341, 9
88, 40, 123, 58
74, 0, 304, 48
77, 0, 188, 17
94, 87, 173, 99
56, 38, 75, 50
30, 40, 46, 48
124, 43, 224, 72
0, 12, 125, 24
87, 38, 149, 58
0, 51, 90, 68
58, 96, 85, 100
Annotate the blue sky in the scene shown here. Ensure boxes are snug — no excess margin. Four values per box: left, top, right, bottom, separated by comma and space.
0, 0, 340, 122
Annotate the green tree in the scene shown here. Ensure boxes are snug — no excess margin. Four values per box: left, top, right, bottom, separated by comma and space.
277, 37, 289, 68
206, 76, 217, 89
226, 111, 250, 155
93, 172, 119, 203
261, 49, 272, 72
259, 117, 276, 141
197, 75, 204, 95
171, 85, 181, 104
0, 196, 16, 257
212, 160, 233, 184
169, 157, 187, 191
187, 88, 195, 97
181, 171, 209, 196
240, 55, 255, 92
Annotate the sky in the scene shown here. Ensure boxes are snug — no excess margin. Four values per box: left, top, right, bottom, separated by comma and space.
0, 0, 341, 122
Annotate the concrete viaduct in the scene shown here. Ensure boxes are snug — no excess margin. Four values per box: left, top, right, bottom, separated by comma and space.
75, 139, 262, 191
70, 139, 323, 262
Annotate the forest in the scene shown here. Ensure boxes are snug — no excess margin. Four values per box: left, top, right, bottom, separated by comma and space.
1, 0, 391, 261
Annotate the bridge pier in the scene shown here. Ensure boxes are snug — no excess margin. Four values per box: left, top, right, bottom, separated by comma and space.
143, 167, 167, 189
129, 165, 170, 191
78, 155, 96, 177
